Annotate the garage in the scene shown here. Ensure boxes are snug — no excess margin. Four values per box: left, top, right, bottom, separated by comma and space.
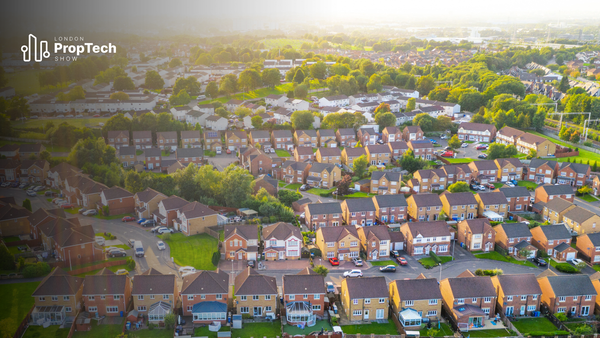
566, 252, 576, 261
228, 145, 235, 151
501, 176, 508, 182
544, 177, 551, 184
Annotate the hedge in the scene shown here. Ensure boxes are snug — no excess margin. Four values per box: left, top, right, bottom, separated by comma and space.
554, 262, 579, 273
429, 251, 442, 264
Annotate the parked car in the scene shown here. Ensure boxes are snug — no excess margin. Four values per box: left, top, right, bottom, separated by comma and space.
352, 257, 363, 267
299, 184, 309, 191
157, 227, 174, 234
128, 239, 136, 247
107, 248, 127, 257
379, 265, 397, 272
216, 149, 222, 155
441, 151, 454, 157
247, 260, 255, 268
226, 149, 232, 154
45, 190, 56, 197
396, 256, 408, 265
478, 185, 487, 191
506, 182, 515, 187
115, 269, 129, 275
179, 266, 196, 274
329, 257, 340, 266
150, 226, 161, 233
326, 282, 335, 293
390, 250, 400, 258
429, 139, 437, 144
570, 258, 584, 266
142, 220, 157, 227
343, 269, 363, 278
440, 134, 448, 140
157, 241, 166, 251
476, 144, 488, 150
26, 190, 37, 197
531, 257, 547, 267
83, 209, 98, 216
93, 114, 101, 117
52, 198, 65, 204
137, 218, 147, 224
122, 216, 136, 222
487, 183, 495, 189
478, 154, 488, 159
461, 143, 469, 148
1, 182, 10, 187
510, 180, 518, 186
60, 203, 74, 209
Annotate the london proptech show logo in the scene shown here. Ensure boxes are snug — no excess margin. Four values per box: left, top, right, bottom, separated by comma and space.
21, 34, 116, 62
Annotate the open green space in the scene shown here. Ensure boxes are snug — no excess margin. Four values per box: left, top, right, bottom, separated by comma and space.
466, 329, 517, 337
419, 323, 454, 337
517, 181, 539, 189
231, 321, 281, 338
579, 194, 599, 202
283, 183, 302, 190
0, 281, 40, 338
126, 328, 175, 337
159, 233, 218, 270
72, 319, 123, 338
22, 324, 70, 338
474, 251, 537, 267
370, 260, 398, 266
198, 83, 294, 105
275, 149, 291, 157
341, 321, 398, 334
262, 38, 312, 49
13, 117, 109, 130
419, 256, 453, 268
511, 317, 566, 336
284, 320, 333, 335
5, 69, 45, 96
306, 187, 336, 196
528, 131, 600, 163
343, 192, 377, 198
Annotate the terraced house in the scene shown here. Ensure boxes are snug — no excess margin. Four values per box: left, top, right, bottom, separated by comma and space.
457, 122, 496, 142
224, 224, 259, 261
157, 131, 178, 151
370, 171, 401, 194
563, 206, 600, 235
176, 148, 204, 166
413, 169, 447, 193
341, 198, 377, 226
494, 158, 524, 182
372, 194, 408, 224
357, 225, 391, 260
496, 126, 524, 146
281, 160, 311, 184
305, 202, 343, 230
19, 160, 49, 184
294, 130, 318, 147
442, 164, 472, 184
341, 277, 389, 322
306, 163, 341, 188
365, 144, 391, 166
440, 192, 478, 221
262, 222, 302, 260
406, 193, 443, 222
83, 269, 132, 317
316, 225, 360, 261
517, 133, 556, 157
235, 268, 278, 318
294, 146, 314, 162
336, 128, 356, 147
542, 198, 575, 224
341, 147, 366, 167
556, 162, 591, 187
526, 159, 558, 184
401, 221, 452, 256
180, 270, 229, 323
97, 186, 135, 216
317, 129, 337, 148
389, 278, 443, 328
457, 219, 495, 252
282, 269, 326, 326
315, 147, 342, 165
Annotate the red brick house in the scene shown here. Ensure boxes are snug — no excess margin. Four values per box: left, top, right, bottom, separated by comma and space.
526, 159, 558, 184
271, 130, 294, 150
534, 184, 574, 203
181, 270, 229, 323
372, 194, 408, 224
382, 126, 402, 143
440, 275, 498, 327
341, 198, 377, 226
144, 148, 162, 170
305, 202, 343, 230
224, 225, 259, 261
576, 233, 600, 264
357, 225, 392, 260
282, 268, 326, 325
97, 186, 135, 216
401, 221, 451, 256
497, 186, 530, 213
530, 224, 577, 261
556, 162, 591, 187
155, 195, 189, 227
106, 130, 129, 149
537, 275, 596, 317
457, 219, 495, 252
132, 270, 178, 324
176, 148, 204, 166
403, 126, 423, 142
83, 268, 132, 317
493, 223, 535, 258
245, 151, 272, 177
281, 160, 311, 184
336, 128, 356, 147
491, 274, 542, 316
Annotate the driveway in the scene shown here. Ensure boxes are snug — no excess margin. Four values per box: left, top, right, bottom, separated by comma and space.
207, 153, 238, 171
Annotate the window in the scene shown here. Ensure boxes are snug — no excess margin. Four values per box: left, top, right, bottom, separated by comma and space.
253, 295, 259, 301
585, 295, 593, 301
379, 298, 385, 304
106, 306, 119, 313
239, 307, 249, 314
138, 295, 144, 300
265, 295, 272, 300
557, 307, 566, 313
352, 310, 362, 316
216, 294, 222, 300
427, 310, 437, 317
521, 295, 527, 301
533, 295, 538, 300
187, 295, 194, 300
241, 296, 247, 301
573, 296, 578, 301
527, 305, 536, 311
138, 306, 147, 312
51, 296, 58, 301
365, 299, 371, 304
114, 295, 120, 300
65, 307, 72, 313
39, 297, 45, 302
353, 299, 359, 305
429, 299, 438, 305
201, 295, 206, 300
88, 296, 95, 301
457, 299, 464, 305
507, 296, 513, 301
313, 305, 321, 311
289, 295, 295, 300
88, 306, 98, 312
484, 297, 492, 303
150, 295, 155, 299
63, 296, 70, 301
405, 300, 414, 306
482, 308, 490, 314
558, 296, 566, 302
472, 298, 477, 303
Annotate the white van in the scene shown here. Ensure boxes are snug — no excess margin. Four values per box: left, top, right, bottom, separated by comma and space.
134, 240, 144, 257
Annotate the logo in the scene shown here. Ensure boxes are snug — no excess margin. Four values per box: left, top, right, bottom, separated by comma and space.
21, 34, 50, 62
21, 34, 116, 63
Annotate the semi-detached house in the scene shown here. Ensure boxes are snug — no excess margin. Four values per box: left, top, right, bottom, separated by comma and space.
305, 202, 342, 230
341, 198, 377, 226
316, 225, 360, 261
83, 269, 132, 317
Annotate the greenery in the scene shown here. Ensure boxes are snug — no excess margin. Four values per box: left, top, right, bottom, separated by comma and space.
550, 259, 579, 273
447, 181, 470, 193
194, 325, 231, 338
313, 265, 329, 277
275, 149, 291, 157
517, 181, 539, 189
512, 317, 565, 337
72, 319, 123, 338
474, 268, 503, 276
474, 251, 536, 267
466, 329, 517, 337
231, 321, 281, 338
419, 323, 454, 337
369, 260, 397, 266
0, 282, 40, 338
159, 233, 219, 270
0, 244, 16, 270
579, 194, 599, 202
341, 321, 397, 334
22, 262, 51, 278
284, 320, 333, 335
22, 325, 70, 338
419, 256, 452, 268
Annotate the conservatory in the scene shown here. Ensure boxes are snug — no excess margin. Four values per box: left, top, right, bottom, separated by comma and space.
148, 301, 172, 323
286, 301, 316, 327
398, 308, 421, 327
192, 301, 228, 324
31, 305, 65, 326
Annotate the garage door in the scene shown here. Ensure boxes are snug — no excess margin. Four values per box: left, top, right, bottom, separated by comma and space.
502, 176, 508, 182
228, 146, 235, 151
544, 177, 551, 184
394, 242, 404, 250
566, 252, 576, 261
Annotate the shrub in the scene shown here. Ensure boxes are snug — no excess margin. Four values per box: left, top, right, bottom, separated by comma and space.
148, 323, 156, 330
475, 268, 503, 276
211, 251, 221, 266
584, 141, 593, 147
429, 251, 442, 264
126, 257, 136, 271
164, 313, 176, 329
555, 313, 568, 321
22, 262, 51, 278
554, 263, 579, 273
319, 192, 331, 197
528, 331, 570, 336
310, 248, 322, 257
161, 233, 171, 241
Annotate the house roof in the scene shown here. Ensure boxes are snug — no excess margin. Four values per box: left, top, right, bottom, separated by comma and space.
409, 193, 442, 207
441, 192, 477, 206
554, 242, 572, 253
498, 126, 525, 139
157, 131, 177, 139
318, 225, 359, 243
366, 144, 390, 154
362, 226, 391, 241
460, 218, 492, 234
459, 122, 495, 132
181, 269, 229, 295
295, 147, 314, 156
393, 278, 442, 301
470, 160, 498, 171
477, 191, 507, 205
536, 224, 572, 240
283, 273, 325, 295
177, 148, 203, 158
558, 162, 590, 175
529, 159, 557, 170
308, 162, 336, 174
344, 276, 388, 299
537, 184, 574, 196
160, 195, 189, 211
0, 204, 31, 220
383, 126, 400, 135
343, 198, 376, 212
54, 224, 96, 247
497, 186, 529, 198
281, 160, 310, 171
447, 276, 496, 298
317, 147, 342, 156
178, 202, 217, 219
343, 147, 366, 157
337, 128, 355, 136
404, 126, 422, 134
495, 158, 523, 168
224, 225, 258, 241
20, 160, 49, 170
495, 274, 542, 296
18, 143, 45, 153
372, 194, 408, 208
234, 267, 278, 296
563, 206, 596, 224
83, 269, 128, 295
107, 130, 129, 138
135, 188, 164, 203
262, 222, 301, 241
318, 129, 336, 137
306, 202, 342, 215
272, 130, 293, 138
584, 233, 600, 247
371, 171, 401, 182
546, 275, 597, 297
119, 146, 136, 156
33, 267, 83, 296
496, 223, 532, 238
403, 221, 450, 238
181, 130, 201, 139
102, 186, 133, 200
132, 273, 176, 295
408, 140, 433, 149
519, 133, 548, 146
133, 130, 152, 139
28, 208, 65, 227
250, 130, 271, 139
144, 147, 162, 157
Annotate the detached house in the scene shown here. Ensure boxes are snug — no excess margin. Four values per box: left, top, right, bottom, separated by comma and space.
365, 144, 391, 166
294, 130, 318, 148
556, 162, 591, 187
517, 133, 556, 157
370, 171, 401, 194
341, 147, 366, 167
271, 130, 294, 150
83, 269, 132, 317
107, 130, 129, 149
403, 126, 423, 142
457, 219, 495, 252
31, 267, 83, 325
491, 274, 542, 317
305, 202, 343, 230
336, 128, 356, 147
576, 233, 600, 264
144, 148, 162, 170
316, 225, 360, 261
341, 198, 377, 226
493, 223, 535, 258
469, 160, 498, 184
132, 131, 153, 149
118, 146, 137, 167
318, 129, 337, 148
358, 128, 378, 146
537, 275, 596, 317
357, 226, 391, 260
249, 130, 271, 147
282, 269, 326, 326
262, 222, 302, 260
389, 278, 443, 327
234, 268, 278, 318
181, 270, 229, 323
174, 202, 218, 236
204, 131, 222, 151
526, 159, 558, 184
440, 192, 478, 221
563, 206, 600, 235
19, 160, 49, 184
224, 225, 259, 261
475, 191, 508, 220
382, 127, 402, 143
414, 169, 447, 193
542, 198, 575, 224
401, 221, 451, 256
457, 122, 496, 142
440, 275, 498, 328
176, 148, 203, 166
132, 270, 177, 324
407, 140, 434, 160
155, 195, 189, 227
406, 194, 443, 222
388, 141, 409, 160
157, 131, 177, 151
245, 151, 272, 177
530, 224, 576, 261
372, 194, 407, 224
134, 188, 167, 220
306, 163, 341, 188
97, 186, 135, 216
341, 277, 389, 322
442, 164, 472, 184
281, 160, 311, 184
535, 184, 574, 203
223, 130, 247, 151
315, 147, 342, 165
181, 130, 202, 149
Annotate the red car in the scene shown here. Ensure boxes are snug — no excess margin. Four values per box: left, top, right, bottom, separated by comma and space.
440, 151, 454, 157
487, 183, 495, 189
329, 257, 340, 266
476, 144, 488, 150
93, 114, 100, 117
226, 149, 232, 154
122, 216, 136, 222
60, 203, 74, 209
396, 256, 408, 266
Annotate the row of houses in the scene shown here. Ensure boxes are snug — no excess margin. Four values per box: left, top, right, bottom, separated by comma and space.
496, 126, 557, 157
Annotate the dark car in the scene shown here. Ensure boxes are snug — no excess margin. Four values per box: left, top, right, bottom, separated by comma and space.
531, 257, 547, 267
379, 265, 397, 272
390, 250, 400, 258
247, 260, 255, 268
142, 219, 156, 227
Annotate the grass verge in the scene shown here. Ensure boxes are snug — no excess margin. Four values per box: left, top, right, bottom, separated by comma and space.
474, 251, 537, 267
370, 260, 398, 266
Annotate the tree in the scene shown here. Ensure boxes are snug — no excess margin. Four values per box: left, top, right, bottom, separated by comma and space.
219, 74, 238, 96
173, 77, 200, 96
558, 76, 570, 92
291, 110, 314, 130
336, 175, 352, 196
205, 81, 219, 99
220, 165, 254, 207
448, 135, 462, 149
169, 89, 191, 106
447, 181, 470, 193
238, 69, 261, 93
215, 107, 229, 118
164, 313, 176, 330
400, 150, 427, 173
124, 171, 144, 193
406, 98, 416, 111
374, 103, 390, 115
251, 115, 263, 129
113, 76, 135, 91
278, 189, 302, 207
22, 198, 32, 211
527, 149, 537, 160
294, 84, 308, 98
0, 243, 15, 270
261, 68, 281, 88
110, 91, 130, 101
352, 155, 368, 178
144, 70, 164, 90
313, 265, 329, 277
292, 68, 305, 84
309, 61, 327, 79
375, 112, 396, 129
169, 58, 182, 68
413, 113, 435, 132
417, 75, 436, 96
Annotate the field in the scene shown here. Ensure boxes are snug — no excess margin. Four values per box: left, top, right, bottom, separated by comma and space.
261, 38, 312, 49
197, 83, 294, 104
528, 131, 600, 164
159, 233, 219, 270
5, 69, 44, 96
13, 117, 109, 129
0, 281, 40, 338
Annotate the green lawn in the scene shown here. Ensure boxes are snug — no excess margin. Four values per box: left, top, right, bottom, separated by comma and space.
579, 194, 599, 202
419, 323, 454, 337
445, 158, 474, 163
160, 233, 218, 270
549, 259, 580, 273
370, 260, 398, 266
194, 325, 230, 338
306, 187, 336, 196
0, 282, 40, 338
344, 192, 377, 198
492, 183, 504, 189
13, 118, 109, 130
5, 69, 45, 96
474, 251, 537, 267
130, 329, 176, 337
528, 131, 600, 163
284, 320, 332, 335
7, 246, 21, 254
341, 321, 398, 334
419, 256, 453, 268
278, 181, 287, 187
517, 181, 539, 189
512, 317, 565, 336
466, 329, 516, 337
198, 83, 294, 104
312, 148, 318, 153
231, 321, 281, 338
3, 236, 21, 242
275, 149, 291, 157
72, 320, 123, 338
564, 322, 592, 332
284, 183, 302, 190
22, 325, 70, 338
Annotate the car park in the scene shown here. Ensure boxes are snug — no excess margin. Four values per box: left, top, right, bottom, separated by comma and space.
531, 257, 547, 266
343, 269, 363, 278
352, 257, 363, 267
396, 256, 408, 265
329, 257, 339, 266
122, 216, 136, 222
379, 265, 397, 272
83, 209, 98, 216
157, 241, 166, 250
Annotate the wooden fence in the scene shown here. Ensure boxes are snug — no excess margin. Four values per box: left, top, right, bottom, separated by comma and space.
12, 306, 34, 338
2, 239, 42, 248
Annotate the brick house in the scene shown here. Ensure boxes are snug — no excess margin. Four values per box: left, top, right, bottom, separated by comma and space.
118, 146, 137, 167
372, 194, 407, 224
181, 130, 202, 149
494, 158, 524, 182
46, 162, 81, 189
157, 131, 177, 151
497, 187, 530, 213
403, 126, 423, 142
592, 175, 600, 196
204, 131, 222, 151
282, 269, 326, 325
225, 130, 248, 150
28, 207, 65, 239
224, 225, 259, 261
537, 275, 596, 317
469, 160, 498, 184
51, 222, 103, 266
63, 175, 108, 208
388, 141, 409, 160
134, 188, 167, 220
365, 144, 391, 166
245, 151, 272, 177
306, 163, 341, 188
262, 222, 302, 260
530, 224, 577, 261
19, 160, 50, 183
440, 275, 498, 327
493, 223, 535, 257
475, 192, 508, 219
457, 122, 497, 142
370, 171, 401, 195
457, 219, 495, 252
0, 158, 21, 182
358, 128, 378, 146
556, 162, 591, 187
576, 233, 600, 264
414, 169, 448, 193
401, 221, 451, 256
176, 148, 204, 166
144, 148, 162, 170
0, 203, 32, 237
19, 143, 47, 158
542, 198, 575, 224
318, 129, 337, 148
294, 146, 314, 162
442, 164, 472, 185
132, 130, 153, 149
97, 186, 135, 216
305, 202, 343, 230
107, 130, 129, 149
294, 130, 318, 148
563, 207, 600, 235
316, 225, 360, 261
315, 147, 342, 165
341, 147, 366, 167
517, 133, 556, 157
535, 184, 574, 203
173, 202, 218, 236
496, 126, 525, 146
491, 274, 542, 316
132, 270, 177, 324
253, 175, 279, 197
382, 126, 402, 143
31, 267, 83, 325
336, 128, 356, 147
281, 160, 311, 184
407, 140, 434, 160
389, 278, 443, 327
271, 130, 294, 150
406, 193, 443, 222
83, 269, 132, 317
440, 192, 478, 221
341, 198, 377, 226
249, 130, 271, 147
357, 226, 391, 260
155, 195, 189, 227
526, 159, 558, 184
181, 270, 229, 322
234, 268, 278, 318
341, 277, 389, 322
0, 144, 20, 160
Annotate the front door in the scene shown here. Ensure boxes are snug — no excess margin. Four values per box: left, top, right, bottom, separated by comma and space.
505, 306, 514, 316
238, 252, 243, 259
376, 309, 384, 319
279, 251, 285, 260
364, 310, 369, 320
520, 305, 526, 315
371, 250, 378, 260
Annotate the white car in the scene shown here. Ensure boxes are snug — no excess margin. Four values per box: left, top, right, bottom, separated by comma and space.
440, 134, 448, 140
157, 227, 174, 234
506, 182, 515, 187
570, 258, 584, 266
461, 143, 468, 148
26, 190, 37, 197
179, 266, 196, 274
53, 198, 65, 204
83, 209, 98, 216
157, 241, 166, 251
343, 269, 363, 278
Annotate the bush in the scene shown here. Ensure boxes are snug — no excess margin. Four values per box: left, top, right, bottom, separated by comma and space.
211, 251, 221, 266
475, 268, 503, 276
319, 192, 332, 197
555, 313, 568, 321
429, 251, 442, 264
148, 323, 156, 330
331, 317, 338, 326
528, 331, 570, 336
164, 313, 176, 329
584, 141, 593, 147
161, 233, 171, 241
22, 262, 51, 278
126, 257, 136, 271
554, 263, 579, 273
310, 248, 322, 257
